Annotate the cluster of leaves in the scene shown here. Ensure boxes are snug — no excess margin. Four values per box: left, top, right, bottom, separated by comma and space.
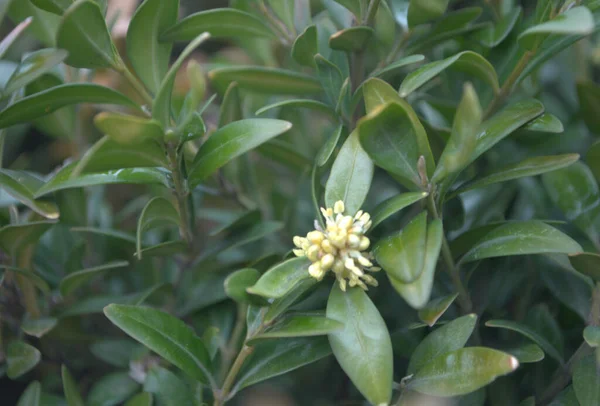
1, 0, 600, 405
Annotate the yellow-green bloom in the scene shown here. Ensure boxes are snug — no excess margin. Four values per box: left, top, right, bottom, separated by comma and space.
293, 200, 380, 291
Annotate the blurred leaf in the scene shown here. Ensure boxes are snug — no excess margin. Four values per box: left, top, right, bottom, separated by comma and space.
583, 326, 600, 347
408, 314, 477, 375
507, 344, 545, 363
138, 241, 187, 258
316, 124, 344, 167
573, 355, 600, 406
160, 8, 274, 41
127, 0, 179, 94
124, 393, 152, 406
249, 313, 343, 342
370, 191, 429, 230
399, 51, 498, 97
94, 113, 164, 145
315, 54, 344, 106
519, 6, 594, 50
329, 26, 374, 52
8, 0, 60, 47
292, 25, 317, 67
325, 130, 374, 215
208, 66, 322, 95
247, 257, 310, 299
577, 80, 600, 134
370, 54, 425, 78
87, 372, 139, 406
587, 141, 600, 182
0, 169, 59, 219
60, 260, 129, 296
461, 221, 581, 263
475, 6, 522, 47
6, 340, 41, 379
16, 381, 41, 406
418, 293, 459, 327
21, 317, 57, 338
104, 304, 214, 385
569, 252, 600, 280
224, 268, 261, 303
218, 82, 242, 127
0, 17, 34, 60
256, 99, 335, 117
408, 347, 518, 396
524, 113, 563, 133
550, 385, 580, 405
0, 84, 139, 129
189, 119, 292, 187
144, 366, 194, 406
0, 266, 50, 293
0, 221, 55, 254
136, 197, 179, 259
31, 0, 107, 15
56, 0, 119, 69
62, 365, 84, 406
327, 285, 393, 406
407, 0, 450, 27
3, 48, 68, 96
90, 339, 142, 367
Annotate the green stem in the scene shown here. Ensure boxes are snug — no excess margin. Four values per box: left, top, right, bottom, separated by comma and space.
219, 304, 248, 383
365, 0, 381, 26
214, 345, 254, 406
167, 145, 193, 246
115, 60, 154, 107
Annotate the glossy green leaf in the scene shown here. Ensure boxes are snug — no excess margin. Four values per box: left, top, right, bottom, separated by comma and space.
144, 366, 194, 406
224, 268, 261, 303
475, 6, 522, 47
0, 169, 59, 219
62, 365, 84, 406
454, 154, 580, 196
104, 304, 214, 386
249, 313, 343, 342
71, 226, 136, 245
407, 0, 450, 27
292, 25, 317, 67
0, 221, 55, 254
35, 165, 169, 197
583, 326, 600, 347
389, 219, 443, 309
569, 252, 600, 280
399, 51, 499, 97
327, 285, 393, 406
127, 0, 178, 94
189, 118, 291, 186
524, 113, 564, 133
31, 0, 107, 15
519, 6, 594, 51
370, 192, 429, 230
60, 260, 129, 296
7, 340, 41, 379
56, 0, 118, 69
316, 124, 344, 167
408, 347, 519, 396
362, 77, 402, 114
573, 355, 600, 406
21, 317, 57, 338
136, 197, 180, 259
315, 54, 344, 106
577, 80, 600, 134
507, 343, 545, 363
0, 266, 50, 293
16, 381, 41, 406
417, 294, 458, 330
160, 8, 274, 41
324, 130, 374, 215
3, 48, 68, 96
329, 26, 374, 52
256, 99, 335, 117
87, 372, 139, 406
0, 84, 138, 129
94, 113, 164, 145
485, 319, 563, 362
208, 66, 322, 95
369, 54, 425, 78
264, 277, 318, 323
375, 212, 428, 283
247, 257, 310, 299
358, 101, 434, 189
408, 314, 477, 374
461, 221, 581, 264
124, 393, 152, 406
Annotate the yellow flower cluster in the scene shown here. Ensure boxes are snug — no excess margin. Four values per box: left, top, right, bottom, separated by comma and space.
293, 200, 379, 291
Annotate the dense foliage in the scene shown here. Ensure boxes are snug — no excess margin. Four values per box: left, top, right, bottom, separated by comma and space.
1, 0, 600, 405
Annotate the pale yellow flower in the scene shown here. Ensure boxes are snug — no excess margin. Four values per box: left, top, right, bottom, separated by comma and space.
293, 200, 380, 291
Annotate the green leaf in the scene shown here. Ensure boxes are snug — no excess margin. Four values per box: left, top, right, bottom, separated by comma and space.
551, 385, 580, 406
375, 212, 428, 283
461, 221, 581, 264
314, 54, 344, 106
507, 344, 545, 363
358, 101, 434, 189
35, 165, 169, 197
249, 313, 343, 342
3, 48, 68, 96
369, 54, 425, 78
233, 337, 331, 392
0, 221, 55, 254
433, 83, 482, 183
153, 32, 210, 127
189, 118, 292, 187
292, 25, 317, 67
327, 285, 393, 406
568, 252, 600, 280
543, 162, 600, 239
408, 314, 477, 374
62, 365, 84, 406
573, 355, 600, 406
21, 317, 57, 338
127, 0, 178, 94
519, 6, 594, 51
224, 268, 261, 303
453, 154, 580, 196
333, 0, 364, 18
316, 124, 344, 167
144, 366, 194, 406
263, 277, 318, 323
56, 0, 119, 69
407, 0, 450, 27
0, 17, 34, 60
160, 8, 274, 41
475, 6, 522, 47
104, 304, 214, 386
6, 340, 41, 379
399, 51, 499, 97
0, 266, 50, 293
0, 169, 59, 219
418, 293, 459, 327
136, 197, 180, 259
60, 260, 129, 296
256, 99, 335, 117
90, 339, 142, 367
362, 76, 402, 114
485, 319, 563, 363
370, 192, 429, 230
329, 26, 374, 52
208, 66, 322, 95
17, 381, 41, 406
87, 372, 139, 406
408, 347, 519, 396
577, 80, 600, 134
583, 326, 600, 347
324, 130, 374, 215
124, 393, 152, 406
0, 84, 139, 129
247, 257, 310, 299
8, 1, 60, 47
523, 113, 564, 133
31, 0, 107, 15
94, 113, 164, 145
